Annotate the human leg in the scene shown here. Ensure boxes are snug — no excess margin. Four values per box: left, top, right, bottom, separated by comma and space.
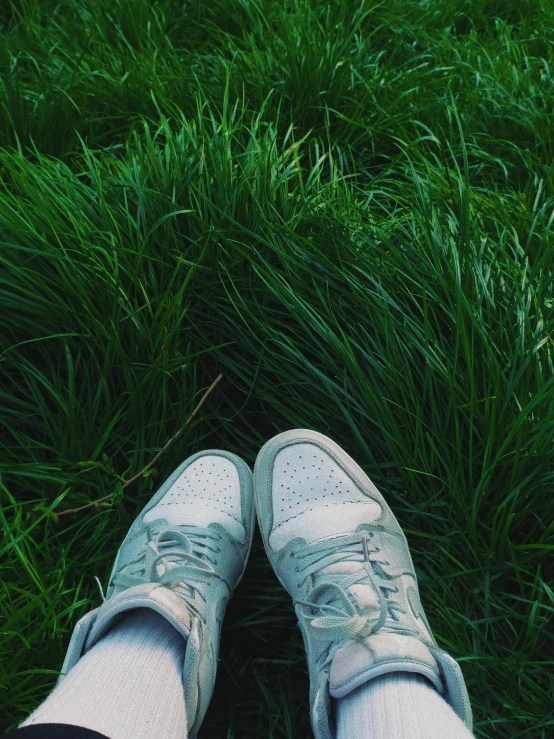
11, 450, 254, 739
254, 429, 474, 739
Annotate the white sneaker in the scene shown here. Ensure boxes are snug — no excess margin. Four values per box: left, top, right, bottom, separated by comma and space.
254, 429, 473, 739
59, 450, 254, 739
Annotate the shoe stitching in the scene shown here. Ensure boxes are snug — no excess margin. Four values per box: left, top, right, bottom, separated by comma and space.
151, 502, 245, 528
272, 500, 381, 530
275, 493, 374, 509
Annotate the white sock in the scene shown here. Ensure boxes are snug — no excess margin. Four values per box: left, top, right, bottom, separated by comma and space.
22, 609, 188, 739
336, 671, 475, 739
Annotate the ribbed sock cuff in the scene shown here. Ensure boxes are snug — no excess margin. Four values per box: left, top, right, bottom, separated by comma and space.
336, 671, 475, 739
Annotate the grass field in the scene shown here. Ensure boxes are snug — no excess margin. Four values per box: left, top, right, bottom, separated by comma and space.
1, 0, 553, 736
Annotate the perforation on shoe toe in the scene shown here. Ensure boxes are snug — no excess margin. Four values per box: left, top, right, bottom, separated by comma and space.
272, 443, 370, 525
143, 456, 245, 540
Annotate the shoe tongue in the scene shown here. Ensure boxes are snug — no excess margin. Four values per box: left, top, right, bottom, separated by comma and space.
155, 558, 195, 599
316, 561, 380, 610
329, 632, 443, 698
316, 562, 444, 698
85, 583, 192, 652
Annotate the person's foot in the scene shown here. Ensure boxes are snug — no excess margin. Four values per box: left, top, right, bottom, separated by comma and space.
60, 450, 254, 739
254, 429, 472, 739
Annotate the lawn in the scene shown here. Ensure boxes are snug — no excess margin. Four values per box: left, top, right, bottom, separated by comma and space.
1, 0, 553, 736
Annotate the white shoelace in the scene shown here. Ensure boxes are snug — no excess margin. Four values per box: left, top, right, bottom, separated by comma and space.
292, 529, 419, 668
110, 523, 222, 624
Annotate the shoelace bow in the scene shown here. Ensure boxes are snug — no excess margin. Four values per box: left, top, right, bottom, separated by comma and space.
292, 530, 419, 654
110, 523, 222, 623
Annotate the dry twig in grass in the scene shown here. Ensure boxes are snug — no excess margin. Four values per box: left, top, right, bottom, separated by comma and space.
58, 373, 224, 516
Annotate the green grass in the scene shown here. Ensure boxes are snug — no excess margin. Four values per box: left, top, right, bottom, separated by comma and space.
1, 0, 553, 735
